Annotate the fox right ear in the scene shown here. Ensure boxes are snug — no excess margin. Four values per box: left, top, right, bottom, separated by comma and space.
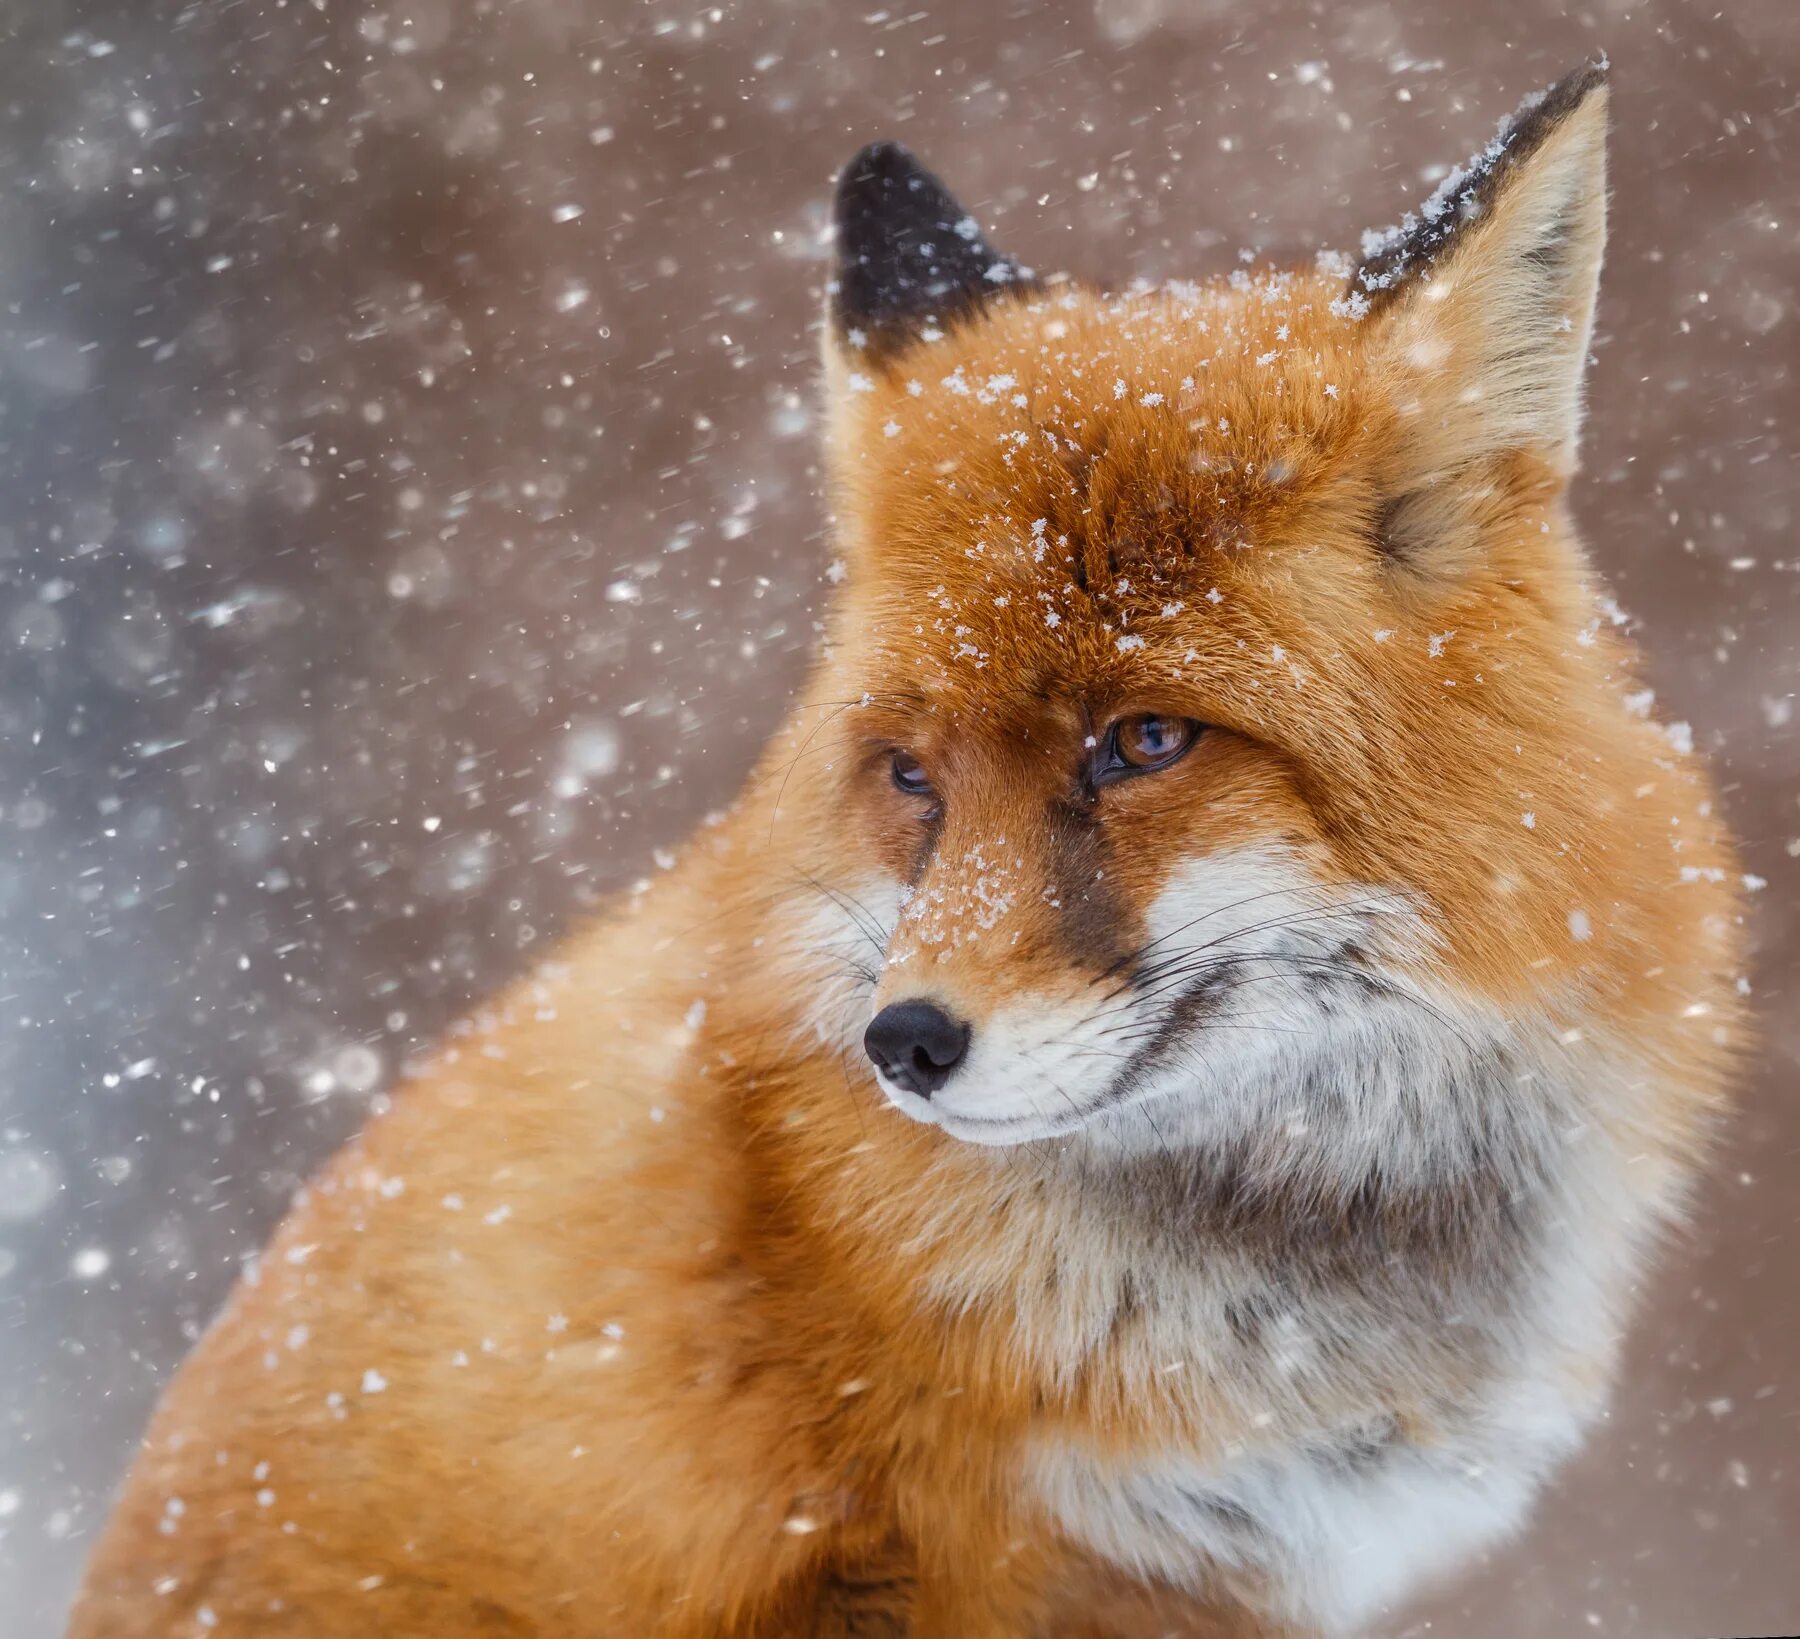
828, 143, 1032, 365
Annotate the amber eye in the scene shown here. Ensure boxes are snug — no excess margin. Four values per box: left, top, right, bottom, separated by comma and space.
890, 750, 933, 796
1108, 714, 1200, 774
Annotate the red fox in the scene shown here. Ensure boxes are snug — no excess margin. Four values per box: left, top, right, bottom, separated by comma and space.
73, 63, 1743, 1638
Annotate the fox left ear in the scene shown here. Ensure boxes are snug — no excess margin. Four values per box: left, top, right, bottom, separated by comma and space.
1352, 63, 1610, 563
828, 143, 1032, 366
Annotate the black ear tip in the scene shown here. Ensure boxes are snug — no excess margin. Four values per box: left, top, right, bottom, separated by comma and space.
1497, 61, 1610, 173
1538, 58, 1610, 118
1348, 61, 1611, 312
829, 141, 1028, 353
840, 140, 920, 187
834, 141, 936, 227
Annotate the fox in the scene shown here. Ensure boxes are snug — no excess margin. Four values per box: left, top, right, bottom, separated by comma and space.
71, 61, 1744, 1639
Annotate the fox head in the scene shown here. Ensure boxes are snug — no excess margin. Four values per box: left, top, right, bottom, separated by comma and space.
781, 64, 1736, 1169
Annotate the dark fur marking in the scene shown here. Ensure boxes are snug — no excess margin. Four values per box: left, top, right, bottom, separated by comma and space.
1044, 794, 1130, 975
1175, 1487, 1263, 1539
811, 1576, 914, 1639
808, 1529, 918, 1637
1305, 1417, 1403, 1481
1369, 492, 1416, 562
1105, 1265, 1145, 1348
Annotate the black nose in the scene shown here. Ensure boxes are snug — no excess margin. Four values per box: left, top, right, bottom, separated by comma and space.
864, 999, 971, 1098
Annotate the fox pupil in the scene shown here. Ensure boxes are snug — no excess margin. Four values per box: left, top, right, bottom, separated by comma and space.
890, 750, 932, 795
1111, 714, 1197, 772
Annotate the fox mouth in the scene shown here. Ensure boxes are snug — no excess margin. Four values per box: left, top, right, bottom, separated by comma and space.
873, 1050, 1209, 1148
806, 857, 1436, 1150
868, 942, 1424, 1149
866, 965, 1254, 1146
869, 1075, 1055, 1142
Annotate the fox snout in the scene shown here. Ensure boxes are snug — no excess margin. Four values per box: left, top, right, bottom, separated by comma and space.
863, 997, 972, 1097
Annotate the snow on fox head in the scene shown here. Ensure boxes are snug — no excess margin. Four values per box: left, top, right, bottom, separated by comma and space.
782, 65, 1737, 1166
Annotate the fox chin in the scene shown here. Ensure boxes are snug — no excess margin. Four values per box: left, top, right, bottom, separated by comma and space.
73, 61, 1743, 1639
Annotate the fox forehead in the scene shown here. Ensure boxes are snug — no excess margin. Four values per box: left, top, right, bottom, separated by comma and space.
831, 273, 1389, 706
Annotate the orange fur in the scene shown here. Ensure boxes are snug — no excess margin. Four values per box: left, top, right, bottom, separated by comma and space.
73, 69, 1741, 1639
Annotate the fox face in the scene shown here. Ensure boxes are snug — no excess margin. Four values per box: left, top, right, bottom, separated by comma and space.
821, 266, 1451, 1152
793, 65, 1738, 1172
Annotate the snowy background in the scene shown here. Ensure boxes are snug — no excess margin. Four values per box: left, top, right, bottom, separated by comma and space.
1, 2, 1794, 1633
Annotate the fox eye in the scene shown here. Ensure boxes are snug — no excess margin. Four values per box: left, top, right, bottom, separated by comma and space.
1105, 715, 1201, 777
890, 750, 934, 796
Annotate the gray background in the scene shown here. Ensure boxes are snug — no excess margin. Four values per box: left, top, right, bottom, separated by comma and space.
0, 1, 1794, 1634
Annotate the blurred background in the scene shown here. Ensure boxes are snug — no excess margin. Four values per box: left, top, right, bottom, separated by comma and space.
0, 1, 1793, 1633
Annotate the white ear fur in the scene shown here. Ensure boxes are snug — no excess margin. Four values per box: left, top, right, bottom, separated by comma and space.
1366, 73, 1610, 489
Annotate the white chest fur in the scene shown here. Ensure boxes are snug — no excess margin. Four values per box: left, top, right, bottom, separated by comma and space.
1014, 1055, 1644, 1632
1028, 1384, 1585, 1631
